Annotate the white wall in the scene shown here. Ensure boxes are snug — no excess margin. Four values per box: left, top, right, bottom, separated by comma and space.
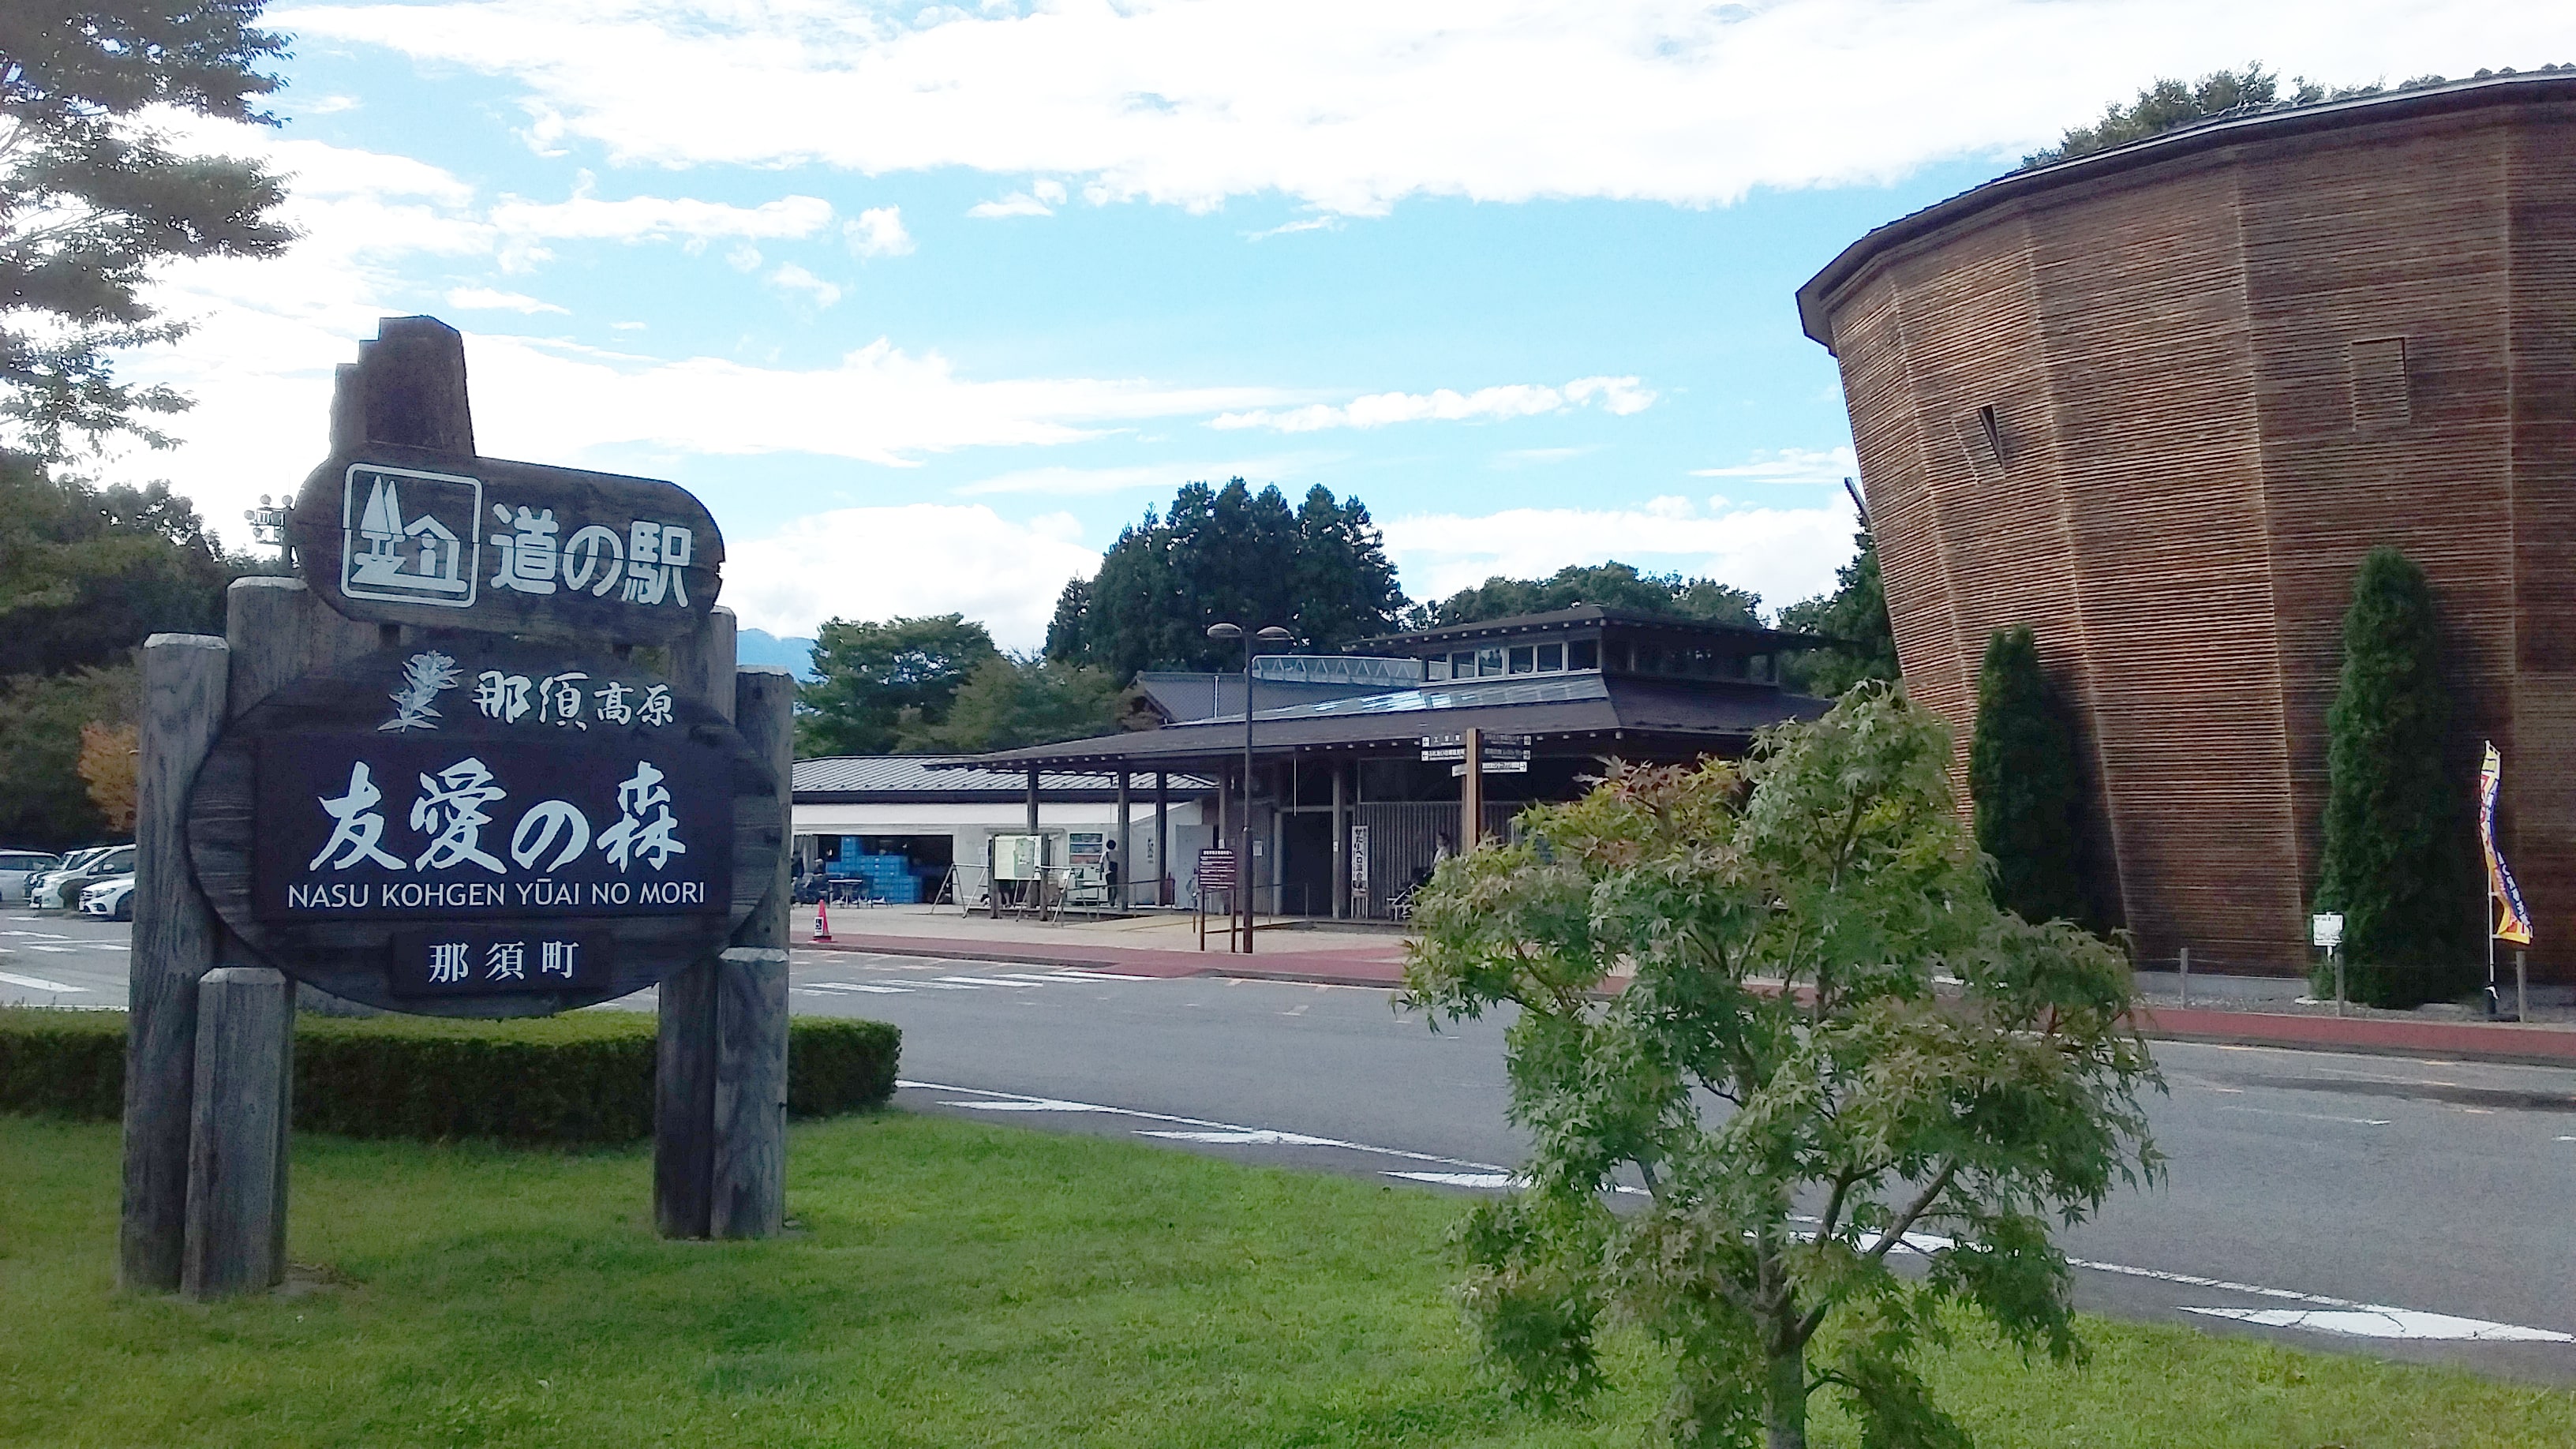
792, 797, 1208, 906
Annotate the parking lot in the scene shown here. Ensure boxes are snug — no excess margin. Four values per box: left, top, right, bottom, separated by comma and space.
0, 909, 134, 1006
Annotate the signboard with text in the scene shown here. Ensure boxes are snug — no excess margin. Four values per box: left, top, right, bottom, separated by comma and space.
188, 640, 781, 1016
289, 444, 724, 643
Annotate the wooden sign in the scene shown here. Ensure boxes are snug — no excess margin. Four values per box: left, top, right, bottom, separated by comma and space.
287, 441, 723, 643
1196, 848, 1237, 890
187, 638, 781, 1016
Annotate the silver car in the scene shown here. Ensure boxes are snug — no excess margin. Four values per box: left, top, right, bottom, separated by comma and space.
0, 850, 62, 906
34, 844, 133, 910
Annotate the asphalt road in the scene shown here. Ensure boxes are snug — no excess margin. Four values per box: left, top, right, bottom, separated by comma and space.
13, 919, 2575, 1381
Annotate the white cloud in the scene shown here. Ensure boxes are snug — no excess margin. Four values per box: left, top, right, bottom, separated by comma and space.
1383, 492, 1860, 614
1211, 376, 1655, 432
490, 192, 833, 246
1690, 445, 1859, 484
967, 190, 1056, 219
1245, 215, 1342, 241
282, 0, 2570, 214
846, 204, 914, 258
953, 453, 1332, 497
724, 504, 1098, 649
445, 286, 568, 314
766, 262, 842, 308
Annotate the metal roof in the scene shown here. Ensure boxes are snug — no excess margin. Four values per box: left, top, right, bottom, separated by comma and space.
793, 755, 1212, 803
955, 676, 1829, 772
1797, 70, 2576, 350
1350, 603, 1827, 652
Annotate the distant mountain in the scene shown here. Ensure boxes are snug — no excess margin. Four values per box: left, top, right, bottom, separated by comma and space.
736, 628, 818, 681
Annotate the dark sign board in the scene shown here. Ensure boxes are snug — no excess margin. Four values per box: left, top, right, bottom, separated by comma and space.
189, 639, 781, 1017
288, 443, 723, 643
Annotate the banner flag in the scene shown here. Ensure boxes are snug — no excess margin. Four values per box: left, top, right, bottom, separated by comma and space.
2480, 741, 2535, 945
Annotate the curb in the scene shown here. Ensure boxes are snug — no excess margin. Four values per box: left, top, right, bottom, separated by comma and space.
2132, 1005, 2576, 1068
792, 933, 1408, 985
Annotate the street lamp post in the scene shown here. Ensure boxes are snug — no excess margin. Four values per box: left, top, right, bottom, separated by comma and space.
1207, 621, 1293, 953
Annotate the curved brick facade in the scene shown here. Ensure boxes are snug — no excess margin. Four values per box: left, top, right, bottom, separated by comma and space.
1798, 74, 2576, 975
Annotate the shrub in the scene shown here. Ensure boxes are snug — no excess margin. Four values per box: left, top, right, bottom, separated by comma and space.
2316, 546, 2478, 1008
0, 1008, 899, 1146
1969, 623, 2091, 926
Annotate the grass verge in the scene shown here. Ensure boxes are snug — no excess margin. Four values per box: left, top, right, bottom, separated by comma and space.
1, 1111, 2569, 1447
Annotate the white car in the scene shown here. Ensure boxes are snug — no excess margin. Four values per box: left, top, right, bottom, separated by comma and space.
80, 873, 137, 921
0, 850, 62, 905
36, 844, 133, 909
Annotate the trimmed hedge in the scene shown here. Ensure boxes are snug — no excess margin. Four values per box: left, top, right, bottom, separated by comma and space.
0, 1008, 898, 1147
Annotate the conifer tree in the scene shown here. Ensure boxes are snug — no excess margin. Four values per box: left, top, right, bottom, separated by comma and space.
2317, 546, 2475, 1004
1969, 623, 2088, 925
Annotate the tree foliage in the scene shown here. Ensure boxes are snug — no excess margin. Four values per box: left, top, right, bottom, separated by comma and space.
2020, 62, 2461, 170
0, 662, 137, 848
897, 653, 1121, 754
2316, 547, 2476, 1005
1406, 687, 2161, 1449
77, 719, 137, 833
1968, 625, 2089, 927
2, 0, 297, 457
1776, 530, 1898, 698
1413, 560, 1759, 631
1049, 479, 1405, 677
0, 451, 230, 673
795, 614, 999, 757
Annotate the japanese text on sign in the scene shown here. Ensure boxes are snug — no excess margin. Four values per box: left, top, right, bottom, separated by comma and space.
340, 464, 698, 614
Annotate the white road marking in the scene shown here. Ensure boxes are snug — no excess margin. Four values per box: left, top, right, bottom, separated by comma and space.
802, 981, 912, 994
0, 970, 85, 991
2218, 1105, 2391, 1126
1047, 968, 1162, 980
0, 930, 72, 939
907, 1079, 2576, 1350
1388, 1171, 1519, 1189
937, 975, 1041, 987
2181, 1306, 2572, 1342
1139, 1129, 1345, 1146
26, 945, 76, 953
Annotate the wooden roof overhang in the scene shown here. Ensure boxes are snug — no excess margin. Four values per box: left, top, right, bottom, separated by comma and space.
1796, 70, 2576, 351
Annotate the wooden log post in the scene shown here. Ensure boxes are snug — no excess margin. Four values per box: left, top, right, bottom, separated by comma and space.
713, 665, 796, 1238
182, 968, 290, 1298
655, 606, 736, 1238
120, 633, 232, 1292
220, 575, 384, 1281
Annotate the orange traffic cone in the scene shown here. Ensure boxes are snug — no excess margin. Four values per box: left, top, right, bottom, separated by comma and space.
813, 894, 832, 942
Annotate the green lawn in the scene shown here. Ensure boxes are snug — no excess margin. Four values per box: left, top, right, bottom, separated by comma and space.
0, 1112, 2568, 1448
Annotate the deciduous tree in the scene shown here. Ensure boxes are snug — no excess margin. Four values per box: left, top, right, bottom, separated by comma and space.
796, 614, 998, 757
77, 719, 137, 832
2020, 63, 2461, 170
2316, 546, 2476, 1005
1777, 530, 1898, 698
901, 653, 1121, 753
0, 661, 137, 847
1415, 560, 1759, 631
2, 0, 297, 456
1406, 687, 2161, 1449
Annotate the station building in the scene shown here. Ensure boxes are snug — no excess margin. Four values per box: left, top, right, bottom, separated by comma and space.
954, 605, 1828, 919
1796, 71, 2576, 973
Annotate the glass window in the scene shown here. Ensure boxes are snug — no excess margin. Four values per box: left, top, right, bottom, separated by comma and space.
1451, 651, 1476, 677
1425, 658, 1450, 681
1536, 642, 1563, 672
1569, 639, 1598, 671
1477, 647, 1504, 676
1508, 646, 1536, 674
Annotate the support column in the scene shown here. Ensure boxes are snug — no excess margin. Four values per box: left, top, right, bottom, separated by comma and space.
1155, 771, 1170, 907
713, 665, 794, 1238
222, 576, 379, 1279
120, 632, 230, 1293
182, 967, 289, 1298
1115, 770, 1132, 908
1462, 727, 1485, 846
1331, 761, 1348, 919
1026, 767, 1039, 833
656, 606, 736, 1239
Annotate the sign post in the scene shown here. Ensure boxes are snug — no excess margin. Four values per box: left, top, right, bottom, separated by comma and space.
2311, 912, 2344, 1017
122, 316, 789, 1296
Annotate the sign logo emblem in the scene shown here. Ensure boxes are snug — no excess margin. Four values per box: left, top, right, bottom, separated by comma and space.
343, 464, 481, 608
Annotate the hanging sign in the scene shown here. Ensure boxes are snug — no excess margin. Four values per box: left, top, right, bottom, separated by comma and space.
287, 443, 723, 642
187, 639, 781, 1016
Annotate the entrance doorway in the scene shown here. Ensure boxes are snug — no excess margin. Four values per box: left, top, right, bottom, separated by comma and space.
1279, 811, 1335, 918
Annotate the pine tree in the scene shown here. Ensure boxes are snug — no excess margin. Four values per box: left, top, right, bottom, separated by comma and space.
2316, 546, 2476, 1005
1969, 624, 2089, 925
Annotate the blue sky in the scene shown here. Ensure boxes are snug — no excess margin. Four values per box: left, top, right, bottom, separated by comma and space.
103, 1, 2568, 649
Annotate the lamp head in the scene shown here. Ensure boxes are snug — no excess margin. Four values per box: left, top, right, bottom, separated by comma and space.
1256, 626, 1294, 645
1205, 622, 1243, 641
